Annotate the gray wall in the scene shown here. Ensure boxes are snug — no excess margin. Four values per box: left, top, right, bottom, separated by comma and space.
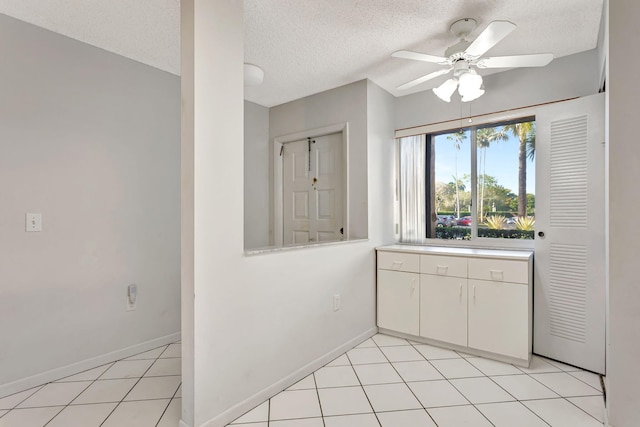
0, 15, 180, 391
244, 101, 270, 248
607, 2, 640, 426
395, 49, 600, 129
269, 80, 369, 241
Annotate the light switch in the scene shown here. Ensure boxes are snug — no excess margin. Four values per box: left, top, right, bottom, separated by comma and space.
26, 213, 42, 232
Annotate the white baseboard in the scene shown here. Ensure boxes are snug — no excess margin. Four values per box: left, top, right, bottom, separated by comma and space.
0, 332, 181, 399
201, 327, 378, 427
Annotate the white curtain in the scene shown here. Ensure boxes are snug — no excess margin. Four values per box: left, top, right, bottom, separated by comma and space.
398, 135, 426, 243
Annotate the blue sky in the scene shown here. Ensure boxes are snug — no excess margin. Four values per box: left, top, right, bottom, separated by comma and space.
434, 127, 535, 195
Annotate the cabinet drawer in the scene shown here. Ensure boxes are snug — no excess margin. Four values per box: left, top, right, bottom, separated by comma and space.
468, 258, 528, 284
377, 251, 420, 273
421, 255, 467, 278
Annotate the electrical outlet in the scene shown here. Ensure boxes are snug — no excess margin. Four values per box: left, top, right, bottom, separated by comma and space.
333, 294, 341, 311
127, 284, 137, 311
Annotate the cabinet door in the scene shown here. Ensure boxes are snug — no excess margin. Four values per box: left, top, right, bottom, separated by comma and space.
420, 275, 467, 346
377, 270, 419, 335
468, 279, 529, 360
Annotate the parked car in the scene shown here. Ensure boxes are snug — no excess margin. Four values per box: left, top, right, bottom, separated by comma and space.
506, 217, 517, 225
457, 216, 472, 226
436, 215, 456, 227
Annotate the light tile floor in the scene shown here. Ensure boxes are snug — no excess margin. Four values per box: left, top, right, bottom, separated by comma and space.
0, 334, 605, 427
228, 334, 605, 427
0, 343, 181, 427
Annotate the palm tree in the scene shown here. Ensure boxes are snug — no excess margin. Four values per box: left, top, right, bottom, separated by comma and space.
476, 127, 508, 221
526, 126, 536, 161
504, 122, 535, 217
446, 131, 467, 218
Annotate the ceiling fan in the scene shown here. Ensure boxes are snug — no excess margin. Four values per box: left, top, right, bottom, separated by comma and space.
393, 18, 554, 102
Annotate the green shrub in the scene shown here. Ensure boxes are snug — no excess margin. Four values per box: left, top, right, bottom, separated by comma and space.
478, 229, 535, 239
434, 227, 534, 240
435, 227, 471, 240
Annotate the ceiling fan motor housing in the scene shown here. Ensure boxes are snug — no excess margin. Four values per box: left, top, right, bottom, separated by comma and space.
445, 18, 477, 59
453, 60, 471, 77
445, 40, 472, 59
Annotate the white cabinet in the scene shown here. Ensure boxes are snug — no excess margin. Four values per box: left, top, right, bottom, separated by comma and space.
420, 275, 467, 346
377, 269, 420, 336
468, 279, 529, 361
377, 246, 533, 366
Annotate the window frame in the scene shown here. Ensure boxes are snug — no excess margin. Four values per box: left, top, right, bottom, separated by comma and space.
396, 108, 538, 250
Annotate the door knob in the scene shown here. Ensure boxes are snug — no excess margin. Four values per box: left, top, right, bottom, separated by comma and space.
538, 231, 545, 238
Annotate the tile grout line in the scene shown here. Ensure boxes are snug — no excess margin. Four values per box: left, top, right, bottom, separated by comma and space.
407, 336, 549, 427
311, 371, 326, 427
98, 343, 173, 427
484, 355, 604, 425
563, 395, 607, 424
0, 384, 45, 412
154, 380, 182, 427
374, 336, 443, 426
522, 365, 605, 422
565, 369, 605, 391
481, 375, 552, 426
231, 335, 606, 427
344, 346, 384, 426
267, 397, 270, 427
38, 365, 116, 427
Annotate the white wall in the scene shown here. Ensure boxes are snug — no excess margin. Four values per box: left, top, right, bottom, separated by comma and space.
367, 81, 397, 245
0, 15, 181, 394
181, 3, 395, 426
606, 2, 640, 426
244, 101, 270, 248
269, 81, 370, 241
395, 49, 600, 129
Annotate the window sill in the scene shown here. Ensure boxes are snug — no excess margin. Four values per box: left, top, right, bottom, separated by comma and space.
244, 238, 369, 256
397, 238, 534, 252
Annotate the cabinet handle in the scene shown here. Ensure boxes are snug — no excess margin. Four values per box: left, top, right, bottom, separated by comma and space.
473, 284, 476, 299
459, 283, 462, 297
410, 278, 417, 295
436, 265, 449, 275
391, 261, 404, 270
490, 269, 504, 280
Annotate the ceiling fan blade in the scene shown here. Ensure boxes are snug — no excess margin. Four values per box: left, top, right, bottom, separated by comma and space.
392, 50, 449, 64
477, 53, 554, 68
465, 20, 516, 58
397, 68, 452, 90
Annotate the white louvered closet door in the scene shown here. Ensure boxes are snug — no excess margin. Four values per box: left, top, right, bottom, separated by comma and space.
534, 93, 605, 374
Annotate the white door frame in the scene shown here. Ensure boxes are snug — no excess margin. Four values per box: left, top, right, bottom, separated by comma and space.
273, 123, 349, 246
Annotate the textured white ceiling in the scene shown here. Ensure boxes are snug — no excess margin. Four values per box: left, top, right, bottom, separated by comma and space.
0, 0, 603, 107
0, 0, 180, 75
245, 0, 604, 106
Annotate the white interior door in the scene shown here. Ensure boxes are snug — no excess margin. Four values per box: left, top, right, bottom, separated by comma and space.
311, 133, 343, 242
534, 93, 606, 374
282, 139, 311, 244
282, 133, 343, 244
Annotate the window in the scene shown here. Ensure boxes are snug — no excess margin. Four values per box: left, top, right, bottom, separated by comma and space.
398, 118, 535, 242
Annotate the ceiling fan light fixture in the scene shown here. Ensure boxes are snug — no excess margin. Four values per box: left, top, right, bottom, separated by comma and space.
458, 70, 484, 102
461, 88, 485, 102
244, 63, 264, 86
432, 78, 458, 102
